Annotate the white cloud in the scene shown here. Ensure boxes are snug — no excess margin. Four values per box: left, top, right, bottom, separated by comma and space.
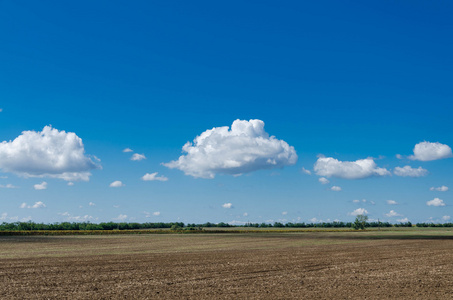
0, 212, 19, 221
282, 211, 288, 215
222, 203, 233, 209
69, 215, 94, 222
396, 154, 403, 159
31, 201, 46, 209
442, 215, 451, 221
314, 157, 390, 179
353, 199, 367, 204
309, 217, 320, 223
123, 148, 133, 153
243, 212, 248, 217
34, 181, 47, 190
387, 200, 398, 205
397, 218, 409, 223
0, 183, 17, 188
114, 214, 128, 221
385, 210, 402, 217
141, 172, 168, 182
301, 167, 311, 175
89, 202, 95, 206
21, 201, 46, 209
67, 182, 74, 186
113, 205, 120, 208
430, 186, 449, 192
409, 142, 453, 161
131, 153, 146, 161
427, 198, 446, 207
331, 186, 342, 191
318, 177, 329, 184
228, 220, 247, 225
153, 211, 161, 216
0, 126, 99, 181
0, 108, 2, 112
163, 119, 297, 179
349, 208, 368, 216
394, 166, 428, 177
109, 180, 124, 188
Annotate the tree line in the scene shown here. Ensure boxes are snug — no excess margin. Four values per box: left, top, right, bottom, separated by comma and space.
0, 220, 437, 231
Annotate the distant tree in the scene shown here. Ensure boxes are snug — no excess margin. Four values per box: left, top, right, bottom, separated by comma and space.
352, 214, 368, 230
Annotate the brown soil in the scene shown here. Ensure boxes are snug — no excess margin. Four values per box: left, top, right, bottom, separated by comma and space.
1, 233, 452, 299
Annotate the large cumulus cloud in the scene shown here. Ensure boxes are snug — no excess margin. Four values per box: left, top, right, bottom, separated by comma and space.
163, 119, 297, 178
0, 126, 100, 181
314, 157, 390, 179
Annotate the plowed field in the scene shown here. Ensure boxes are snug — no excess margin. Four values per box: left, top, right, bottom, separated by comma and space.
1, 230, 453, 299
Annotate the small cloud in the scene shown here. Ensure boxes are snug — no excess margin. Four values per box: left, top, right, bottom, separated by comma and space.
442, 215, 451, 221
67, 182, 74, 186
331, 186, 342, 192
228, 220, 247, 225
349, 208, 368, 216
114, 214, 128, 221
109, 181, 124, 188
243, 212, 248, 217
318, 177, 329, 185
301, 167, 311, 175
0, 213, 20, 221
396, 154, 403, 159
394, 166, 428, 177
352, 199, 360, 203
34, 181, 47, 190
309, 217, 320, 223
282, 211, 288, 215
141, 172, 168, 182
131, 153, 146, 161
31, 201, 46, 209
21, 201, 46, 209
426, 198, 446, 207
397, 217, 409, 223
0, 183, 17, 189
113, 205, 120, 208
123, 148, 133, 153
0, 108, 2, 112
430, 186, 449, 192
385, 210, 402, 217
89, 202, 95, 206
153, 211, 161, 216
222, 203, 233, 209
387, 200, 398, 205
69, 215, 94, 222
0, 175, 8, 179
314, 157, 390, 179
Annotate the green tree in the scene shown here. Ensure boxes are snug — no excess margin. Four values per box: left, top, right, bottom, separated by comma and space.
352, 214, 368, 230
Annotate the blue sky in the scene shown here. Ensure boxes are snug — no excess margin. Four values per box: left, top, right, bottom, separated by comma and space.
1, 1, 452, 224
